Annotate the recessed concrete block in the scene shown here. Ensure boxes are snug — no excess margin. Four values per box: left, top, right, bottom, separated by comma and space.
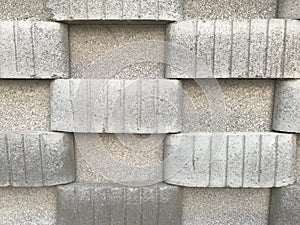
278, 0, 300, 19
164, 132, 296, 188
51, 79, 182, 134
166, 19, 300, 78
57, 183, 182, 225
0, 131, 75, 187
0, 21, 69, 79
273, 80, 300, 133
269, 184, 300, 225
47, 0, 182, 22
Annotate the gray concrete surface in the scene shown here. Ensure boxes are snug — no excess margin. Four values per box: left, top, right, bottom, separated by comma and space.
0, 21, 69, 79
57, 183, 182, 225
278, 0, 300, 19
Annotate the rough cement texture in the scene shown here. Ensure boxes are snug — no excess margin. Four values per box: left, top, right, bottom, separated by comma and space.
0, 131, 75, 187
297, 135, 300, 182
269, 184, 300, 225
278, 0, 300, 19
164, 132, 296, 188
0, 80, 50, 131
166, 19, 300, 78
75, 133, 164, 185
0, 21, 69, 79
182, 0, 277, 20
51, 79, 182, 134
182, 79, 275, 132
183, 188, 270, 225
273, 80, 300, 133
0, 187, 56, 225
47, 0, 182, 22
70, 24, 165, 79
57, 183, 182, 225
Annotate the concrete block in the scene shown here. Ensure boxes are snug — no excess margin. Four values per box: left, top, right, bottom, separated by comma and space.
183, 188, 270, 225
273, 80, 300, 133
47, 0, 182, 22
166, 19, 300, 78
164, 132, 296, 188
51, 79, 182, 133
269, 184, 300, 225
0, 21, 69, 79
182, 0, 277, 20
57, 183, 182, 225
0, 131, 75, 187
278, 0, 300, 19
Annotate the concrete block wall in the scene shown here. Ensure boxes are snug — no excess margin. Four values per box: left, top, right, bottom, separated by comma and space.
0, 0, 300, 225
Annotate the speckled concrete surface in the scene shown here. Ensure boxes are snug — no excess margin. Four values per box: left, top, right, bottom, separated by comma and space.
70, 25, 165, 79
182, 0, 277, 20
0, 81, 50, 131
182, 79, 275, 132
183, 188, 270, 225
0, 187, 56, 225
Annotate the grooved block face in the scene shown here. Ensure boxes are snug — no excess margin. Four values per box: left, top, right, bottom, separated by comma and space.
46, 0, 182, 22
278, 0, 300, 19
51, 79, 182, 134
164, 132, 296, 188
273, 80, 300, 133
0, 21, 69, 79
166, 19, 300, 79
0, 131, 75, 187
57, 183, 182, 225
269, 184, 300, 225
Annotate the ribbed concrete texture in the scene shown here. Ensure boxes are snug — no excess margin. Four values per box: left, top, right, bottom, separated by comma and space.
183, 188, 270, 225
273, 80, 300, 133
278, 0, 300, 19
164, 133, 296, 188
51, 79, 182, 133
57, 183, 182, 225
182, 0, 277, 20
47, 0, 182, 22
70, 24, 165, 79
0, 21, 69, 79
166, 19, 300, 78
269, 184, 300, 225
0, 132, 75, 187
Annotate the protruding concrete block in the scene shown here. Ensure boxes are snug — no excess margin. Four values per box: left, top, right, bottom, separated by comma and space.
273, 80, 300, 133
57, 183, 182, 225
51, 79, 182, 134
164, 132, 296, 188
166, 19, 300, 78
47, 0, 182, 22
0, 21, 69, 79
278, 0, 300, 19
269, 184, 300, 225
0, 132, 75, 187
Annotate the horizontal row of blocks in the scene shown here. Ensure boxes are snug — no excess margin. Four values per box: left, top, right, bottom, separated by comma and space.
51, 79, 300, 134
0, 131, 296, 188
0, 19, 299, 79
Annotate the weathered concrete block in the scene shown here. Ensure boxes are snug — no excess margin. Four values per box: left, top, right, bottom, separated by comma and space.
269, 184, 300, 225
0, 21, 69, 79
0, 131, 75, 187
166, 19, 300, 78
51, 79, 182, 133
47, 0, 182, 22
57, 183, 182, 225
278, 0, 300, 19
273, 80, 300, 133
164, 132, 296, 188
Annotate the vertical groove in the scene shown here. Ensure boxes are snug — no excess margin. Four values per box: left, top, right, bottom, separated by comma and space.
121, 0, 124, 19
264, 19, 270, 77
86, 0, 89, 19
241, 135, 246, 187
124, 189, 127, 225
258, 135, 262, 183
157, 186, 160, 223
13, 22, 19, 72
105, 189, 112, 225
68, 0, 71, 18
103, 0, 107, 19
38, 134, 44, 185
274, 135, 279, 186
140, 188, 144, 225
30, 23, 36, 75
192, 136, 196, 172
156, 0, 160, 20
208, 135, 212, 187
90, 188, 95, 225
138, 0, 142, 18
70, 80, 75, 131
123, 80, 126, 132
229, 19, 234, 78
212, 20, 216, 78
195, 20, 199, 78
247, 19, 252, 78
21, 134, 27, 184
75, 187, 80, 224
5, 134, 11, 185
281, 20, 287, 78
225, 135, 229, 187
